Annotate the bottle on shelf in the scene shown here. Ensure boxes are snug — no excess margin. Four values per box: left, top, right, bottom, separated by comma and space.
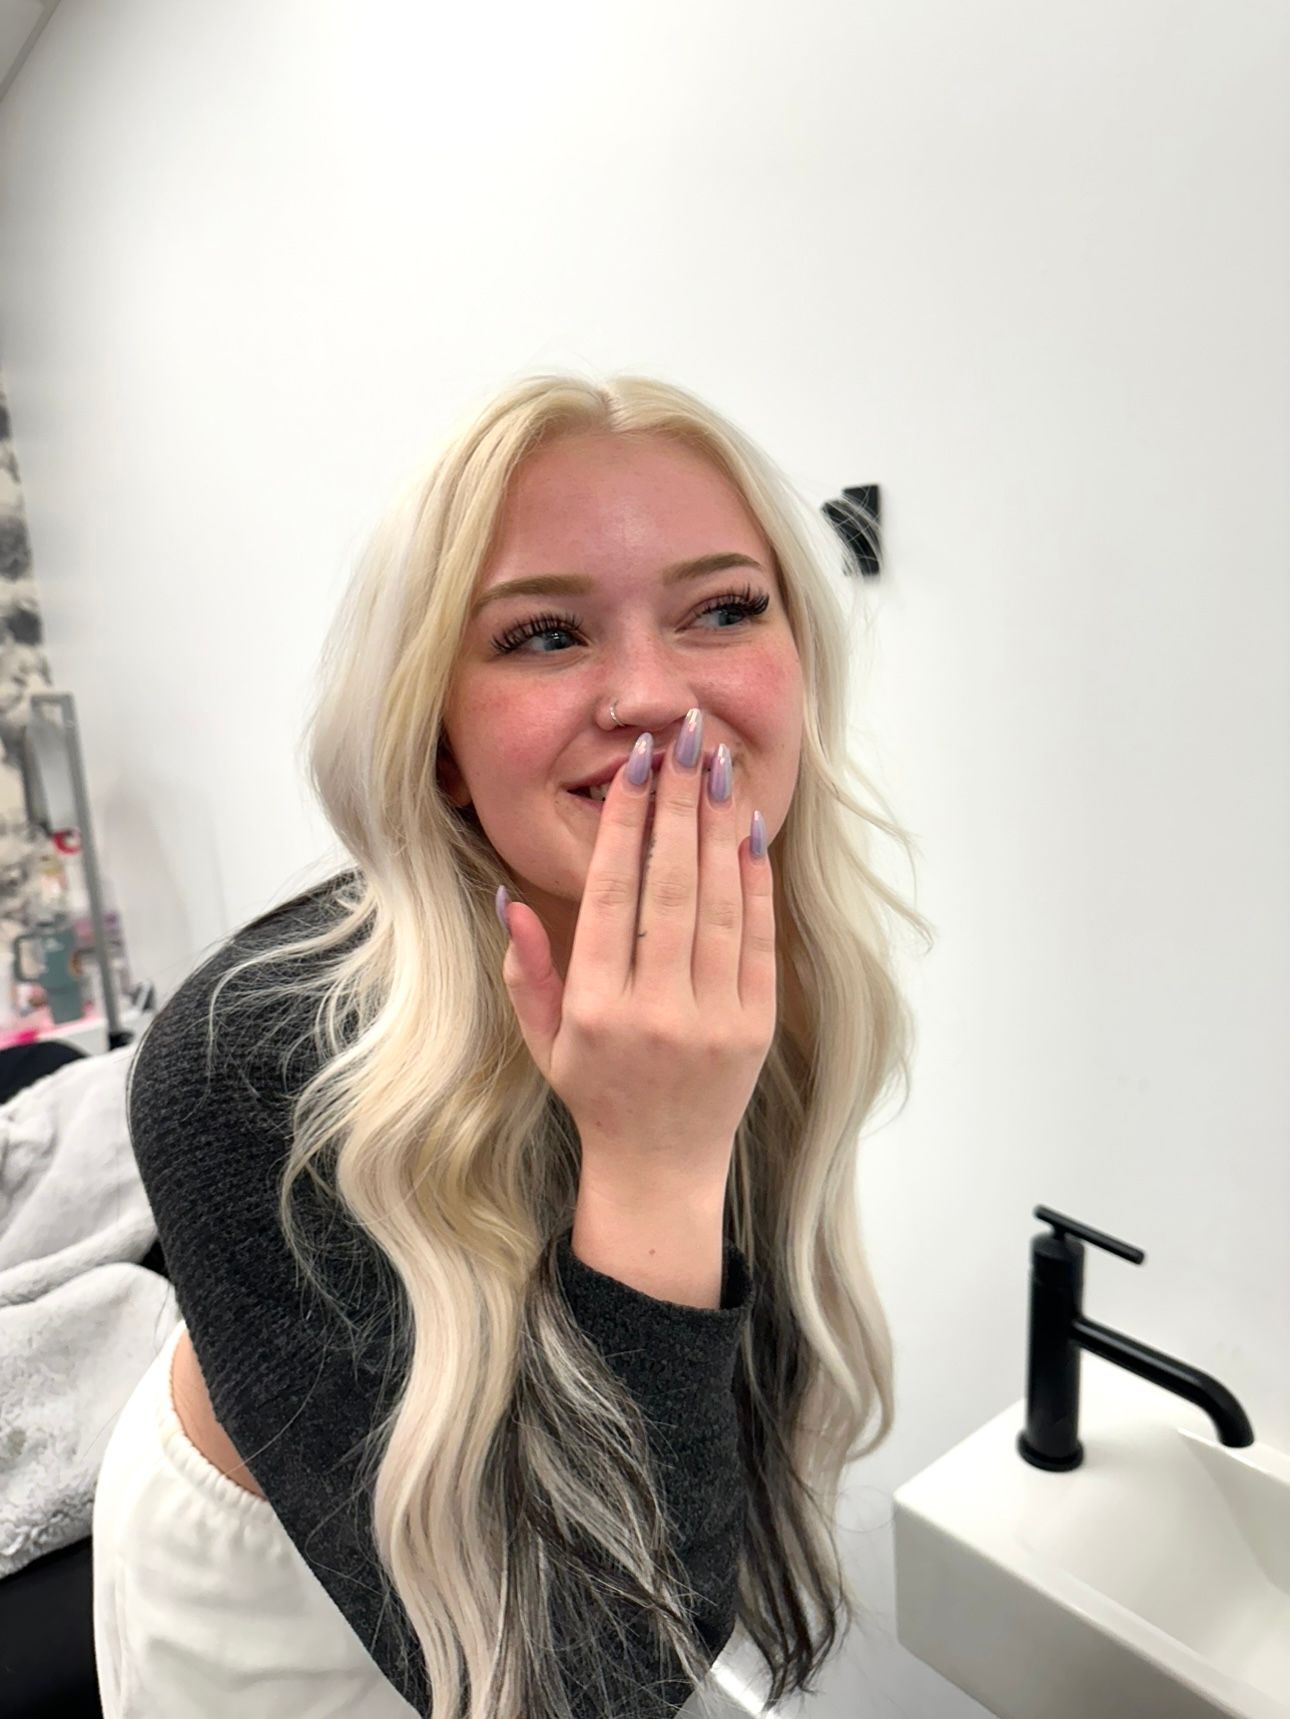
53, 830, 134, 1019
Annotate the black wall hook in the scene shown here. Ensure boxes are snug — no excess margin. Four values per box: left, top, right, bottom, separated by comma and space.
822, 483, 882, 577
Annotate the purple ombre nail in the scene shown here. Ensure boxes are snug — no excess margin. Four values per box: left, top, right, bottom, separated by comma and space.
627, 733, 654, 786
708, 744, 732, 804
675, 708, 703, 770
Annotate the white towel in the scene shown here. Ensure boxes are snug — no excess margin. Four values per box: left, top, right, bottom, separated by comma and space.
0, 1043, 178, 1578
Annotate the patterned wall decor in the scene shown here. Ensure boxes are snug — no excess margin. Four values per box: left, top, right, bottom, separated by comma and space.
0, 375, 57, 968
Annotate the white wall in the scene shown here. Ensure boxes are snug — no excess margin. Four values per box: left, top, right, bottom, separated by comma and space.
2, 2, 1287, 1713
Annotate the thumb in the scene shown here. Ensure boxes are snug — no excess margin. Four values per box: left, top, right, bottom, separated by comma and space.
498, 893, 563, 1080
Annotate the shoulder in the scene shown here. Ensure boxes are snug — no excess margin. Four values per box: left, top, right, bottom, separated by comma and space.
127, 870, 362, 1168
126, 871, 373, 1410
166, 868, 361, 1011
132, 871, 360, 1073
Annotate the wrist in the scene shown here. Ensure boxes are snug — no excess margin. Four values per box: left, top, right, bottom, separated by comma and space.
576, 1131, 734, 1211
571, 1166, 729, 1309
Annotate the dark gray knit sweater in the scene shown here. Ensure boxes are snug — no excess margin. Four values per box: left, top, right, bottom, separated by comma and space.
126, 874, 754, 1717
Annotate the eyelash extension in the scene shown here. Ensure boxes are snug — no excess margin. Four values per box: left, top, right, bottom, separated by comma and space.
490, 584, 771, 656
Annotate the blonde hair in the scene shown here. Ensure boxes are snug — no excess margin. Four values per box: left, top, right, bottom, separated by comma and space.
187, 372, 933, 1717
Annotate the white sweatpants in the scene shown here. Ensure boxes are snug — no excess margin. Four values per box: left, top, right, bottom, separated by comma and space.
91, 1318, 419, 1718
91, 1319, 768, 1719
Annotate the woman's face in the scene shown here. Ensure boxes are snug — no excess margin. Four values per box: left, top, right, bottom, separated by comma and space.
438, 430, 804, 979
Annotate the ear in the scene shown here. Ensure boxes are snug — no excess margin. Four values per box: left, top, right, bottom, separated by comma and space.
436, 741, 471, 810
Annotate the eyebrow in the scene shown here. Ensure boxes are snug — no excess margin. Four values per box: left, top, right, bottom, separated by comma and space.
469, 552, 769, 621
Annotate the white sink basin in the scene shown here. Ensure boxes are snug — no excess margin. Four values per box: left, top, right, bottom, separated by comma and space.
893, 1358, 1290, 1718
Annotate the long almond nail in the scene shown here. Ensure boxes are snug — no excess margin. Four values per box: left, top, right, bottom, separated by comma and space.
626, 732, 653, 786
675, 708, 703, 770
708, 744, 732, 804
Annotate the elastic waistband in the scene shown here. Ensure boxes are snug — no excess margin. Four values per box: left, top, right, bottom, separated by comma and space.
154, 1319, 274, 1520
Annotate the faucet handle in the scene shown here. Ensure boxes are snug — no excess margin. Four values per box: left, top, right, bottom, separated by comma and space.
1033, 1204, 1146, 1265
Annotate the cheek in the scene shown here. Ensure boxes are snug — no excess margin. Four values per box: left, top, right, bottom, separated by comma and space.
728, 642, 802, 734
454, 688, 555, 786
732, 645, 804, 804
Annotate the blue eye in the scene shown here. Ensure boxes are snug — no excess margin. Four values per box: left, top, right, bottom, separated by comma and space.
490, 585, 771, 656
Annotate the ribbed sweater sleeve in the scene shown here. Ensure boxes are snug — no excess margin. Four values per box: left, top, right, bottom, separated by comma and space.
125, 884, 754, 1718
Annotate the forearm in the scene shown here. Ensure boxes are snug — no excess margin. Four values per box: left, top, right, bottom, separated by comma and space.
571, 1151, 731, 1309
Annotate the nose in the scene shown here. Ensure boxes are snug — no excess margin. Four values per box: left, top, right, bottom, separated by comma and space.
603, 678, 708, 736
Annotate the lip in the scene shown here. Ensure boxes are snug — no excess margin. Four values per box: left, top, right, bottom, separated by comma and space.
567, 789, 619, 815
566, 748, 720, 793
567, 786, 661, 826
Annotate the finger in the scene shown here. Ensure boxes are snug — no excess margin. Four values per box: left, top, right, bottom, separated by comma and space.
566, 732, 656, 989
737, 813, 777, 1022
633, 720, 706, 993
688, 743, 744, 1007
500, 897, 564, 1072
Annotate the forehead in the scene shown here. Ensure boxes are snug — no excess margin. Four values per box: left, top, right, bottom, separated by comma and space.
484, 432, 768, 574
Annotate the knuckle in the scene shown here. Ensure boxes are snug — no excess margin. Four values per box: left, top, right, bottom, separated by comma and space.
605, 795, 641, 828
562, 998, 607, 1041
699, 1027, 738, 1062
657, 776, 695, 812
650, 869, 692, 914
747, 1019, 776, 1057
634, 1011, 685, 1055
703, 896, 742, 936
745, 925, 777, 960
585, 873, 637, 913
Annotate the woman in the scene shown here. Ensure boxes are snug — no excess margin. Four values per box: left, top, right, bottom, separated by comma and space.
92, 372, 931, 1719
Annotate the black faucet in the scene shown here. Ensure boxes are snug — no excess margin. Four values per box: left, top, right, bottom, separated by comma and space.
1017, 1205, 1255, 1471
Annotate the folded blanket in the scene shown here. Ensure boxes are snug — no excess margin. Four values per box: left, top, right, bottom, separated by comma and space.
0, 1043, 177, 1578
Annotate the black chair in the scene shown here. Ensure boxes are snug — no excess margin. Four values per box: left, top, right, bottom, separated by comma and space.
0, 1041, 169, 1718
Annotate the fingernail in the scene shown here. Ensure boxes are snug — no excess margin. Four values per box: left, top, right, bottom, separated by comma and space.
750, 810, 767, 860
707, 743, 732, 804
675, 708, 703, 770
627, 733, 654, 786
496, 884, 511, 937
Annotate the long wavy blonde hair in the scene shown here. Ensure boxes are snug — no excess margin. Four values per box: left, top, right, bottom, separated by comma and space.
194, 372, 933, 1718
